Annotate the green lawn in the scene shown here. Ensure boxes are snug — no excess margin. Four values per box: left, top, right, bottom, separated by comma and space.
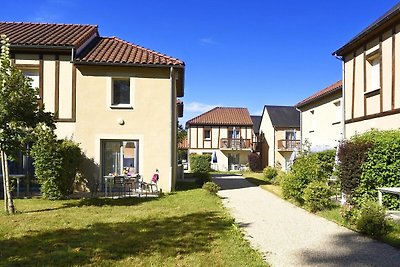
0, 182, 267, 267
243, 171, 400, 249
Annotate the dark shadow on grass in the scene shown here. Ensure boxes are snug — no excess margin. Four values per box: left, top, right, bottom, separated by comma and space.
0, 211, 230, 267
175, 181, 200, 191
296, 231, 400, 267
24, 197, 159, 214
245, 177, 269, 186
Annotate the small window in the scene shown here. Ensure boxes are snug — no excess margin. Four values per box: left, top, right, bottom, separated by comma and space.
21, 68, 40, 98
334, 100, 341, 123
112, 78, 130, 106
310, 110, 315, 133
367, 52, 381, 92
204, 129, 211, 140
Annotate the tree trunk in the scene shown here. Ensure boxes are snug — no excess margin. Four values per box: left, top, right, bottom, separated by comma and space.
1, 151, 8, 213
2, 151, 15, 214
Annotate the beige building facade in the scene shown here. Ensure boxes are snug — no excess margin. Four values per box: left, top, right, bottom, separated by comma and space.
296, 81, 343, 151
259, 106, 300, 171
333, 4, 400, 137
186, 107, 254, 171
3, 22, 184, 192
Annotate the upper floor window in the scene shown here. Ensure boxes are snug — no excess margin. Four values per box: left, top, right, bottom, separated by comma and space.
367, 52, 381, 92
334, 100, 341, 124
21, 68, 40, 99
112, 78, 130, 106
228, 128, 240, 139
204, 129, 211, 140
309, 110, 315, 133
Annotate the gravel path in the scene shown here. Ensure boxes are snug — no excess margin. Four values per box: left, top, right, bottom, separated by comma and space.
213, 174, 400, 267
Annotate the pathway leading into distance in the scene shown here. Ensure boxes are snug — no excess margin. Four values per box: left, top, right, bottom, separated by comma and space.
213, 174, 400, 267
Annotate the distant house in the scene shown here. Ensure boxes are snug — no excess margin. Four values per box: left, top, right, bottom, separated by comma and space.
259, 105, 300, 171
295, 81, 343, 151
333, 3, 400, 137
0, 22, 184, 193
186, 107, 254, 171
250, 115, 262, 151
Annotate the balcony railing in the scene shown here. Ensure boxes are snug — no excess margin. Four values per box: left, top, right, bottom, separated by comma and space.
220, 138, 251, 150
277, 139, 301, 151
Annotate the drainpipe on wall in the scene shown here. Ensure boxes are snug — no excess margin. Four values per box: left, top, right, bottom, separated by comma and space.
334, 54, 346, 140
169, 67, 175, 192
341, 59, 346, 140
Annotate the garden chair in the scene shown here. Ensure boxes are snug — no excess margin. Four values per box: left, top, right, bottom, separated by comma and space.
112, 176, 126, 197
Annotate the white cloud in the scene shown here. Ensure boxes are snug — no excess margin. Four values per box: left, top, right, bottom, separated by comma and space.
199, 37, 218, 46
185, 102, 220, 113
30, 0, 74, 22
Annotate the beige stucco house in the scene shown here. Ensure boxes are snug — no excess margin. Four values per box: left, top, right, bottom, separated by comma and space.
1, 22, 185, 193
295, 81, 343, 151
333, 3, 400, 137
259, 105, 300, 171
186, 107, 254, 171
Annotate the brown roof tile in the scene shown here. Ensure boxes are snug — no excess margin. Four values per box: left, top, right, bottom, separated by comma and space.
186, 107, 253, 126
0, 22, 98, 48
295, 80, 342, 108
75, 37, 184, 66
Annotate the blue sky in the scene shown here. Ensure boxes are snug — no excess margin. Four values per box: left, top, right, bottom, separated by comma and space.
2, 1, 399, 124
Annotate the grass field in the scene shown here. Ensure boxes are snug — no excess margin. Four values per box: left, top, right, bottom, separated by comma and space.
0, 182, 267, 267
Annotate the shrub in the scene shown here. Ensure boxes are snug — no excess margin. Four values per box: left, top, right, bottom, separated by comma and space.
304, 181, 333, 212
194, 172, 211, 186
30, 126, 82, 199
202, 181, 220, 195
281, 173, 305, 203
248, 152, 260, 171
271, 170, 285, 185
355, 200, 391, 237
263, 166, 278, 182
283, 150, 335, 204
189, 154, 211, 173
340, 203, 357, 224
337, 139, 372, 205
354, 130, 400, 209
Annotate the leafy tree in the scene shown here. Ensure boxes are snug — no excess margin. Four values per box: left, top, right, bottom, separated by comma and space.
0, 35, 54, 214
177, 123, 187, 145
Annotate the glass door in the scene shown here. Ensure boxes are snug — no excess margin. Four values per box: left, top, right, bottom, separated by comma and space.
102, 140, 139, 176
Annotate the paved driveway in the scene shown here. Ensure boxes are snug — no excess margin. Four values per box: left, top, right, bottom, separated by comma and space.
213, 174, 400, 267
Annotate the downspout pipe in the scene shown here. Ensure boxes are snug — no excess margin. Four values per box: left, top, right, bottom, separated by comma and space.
334, 54, 346, 140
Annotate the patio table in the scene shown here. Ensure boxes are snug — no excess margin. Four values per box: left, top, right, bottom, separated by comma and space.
377, 187, 400, 205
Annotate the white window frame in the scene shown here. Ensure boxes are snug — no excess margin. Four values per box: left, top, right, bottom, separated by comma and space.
21, 68, 40, 99
333, 100, 341, 124
108, 77, 134, 109
366, 51, 381, 93
204, 129, 211, 140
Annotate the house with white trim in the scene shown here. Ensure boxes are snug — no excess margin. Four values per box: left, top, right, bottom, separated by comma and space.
0, 22, 184, 193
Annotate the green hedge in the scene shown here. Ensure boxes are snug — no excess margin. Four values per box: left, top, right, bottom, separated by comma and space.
189, 154, 211, 173
353, 130, 400, 209
30, 126, 82, 199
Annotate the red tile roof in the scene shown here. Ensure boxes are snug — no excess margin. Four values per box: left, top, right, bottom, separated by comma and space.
0, 22, 98, 48
295, 80, 342, 108
186, 107, 253, 126
74, 37, 184, 66
178, 137, 189, 149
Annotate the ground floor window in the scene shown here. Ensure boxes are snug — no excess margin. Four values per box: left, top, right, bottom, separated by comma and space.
102, 140, 139, 176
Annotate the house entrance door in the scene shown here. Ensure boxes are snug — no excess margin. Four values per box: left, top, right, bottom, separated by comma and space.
228, 153, 239, 171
